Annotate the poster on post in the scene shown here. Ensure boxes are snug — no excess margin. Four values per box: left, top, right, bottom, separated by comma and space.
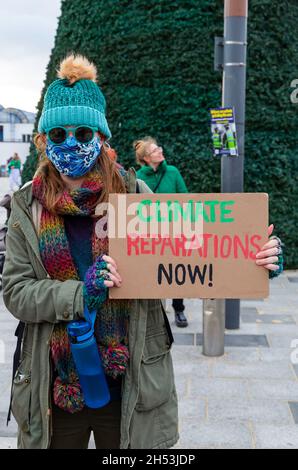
210, 107, 238, 157
107, 193, 269, 299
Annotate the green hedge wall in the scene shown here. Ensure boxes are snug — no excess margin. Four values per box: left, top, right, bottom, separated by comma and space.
22, 0, 298, 267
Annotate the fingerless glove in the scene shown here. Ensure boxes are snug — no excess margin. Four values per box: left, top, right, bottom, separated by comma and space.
269, 236, 284, 279
83, 255, 110, 311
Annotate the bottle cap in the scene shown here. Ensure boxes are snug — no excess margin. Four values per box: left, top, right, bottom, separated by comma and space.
67, 320, 91, 338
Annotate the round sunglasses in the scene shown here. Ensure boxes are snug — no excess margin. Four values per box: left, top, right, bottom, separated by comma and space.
46, 126, 98, 145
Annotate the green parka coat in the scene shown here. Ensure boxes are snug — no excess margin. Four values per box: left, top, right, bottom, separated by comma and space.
2, 169, 179, 449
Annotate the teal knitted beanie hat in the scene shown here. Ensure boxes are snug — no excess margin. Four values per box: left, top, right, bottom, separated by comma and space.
38, 54, 111, 139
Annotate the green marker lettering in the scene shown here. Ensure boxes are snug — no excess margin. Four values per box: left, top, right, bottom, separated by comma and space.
204, 200, 220, 222
220, 200, 235, 223
137, 200, 152, 222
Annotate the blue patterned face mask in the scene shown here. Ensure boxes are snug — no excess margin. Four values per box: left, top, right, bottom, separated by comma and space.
46, 135, 102, 178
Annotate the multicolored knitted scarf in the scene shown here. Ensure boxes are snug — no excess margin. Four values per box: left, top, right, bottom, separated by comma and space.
32, 168, 132, 413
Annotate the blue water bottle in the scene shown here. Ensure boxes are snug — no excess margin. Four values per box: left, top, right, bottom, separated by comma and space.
67, 305, 110, 408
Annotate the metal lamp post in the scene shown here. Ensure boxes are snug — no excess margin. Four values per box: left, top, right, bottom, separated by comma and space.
203, 0, 248, 355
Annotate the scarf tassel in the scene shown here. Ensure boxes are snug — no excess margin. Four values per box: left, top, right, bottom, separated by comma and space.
99, 343, 130, 379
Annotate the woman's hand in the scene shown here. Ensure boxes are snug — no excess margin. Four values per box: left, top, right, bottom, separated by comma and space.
255, 224, 282, 272
101, 254, 122, 288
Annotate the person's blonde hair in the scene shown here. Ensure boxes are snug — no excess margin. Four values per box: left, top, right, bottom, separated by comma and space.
33, 133, 126, 214
133, 136, 157, 166
13, 153, 21, 160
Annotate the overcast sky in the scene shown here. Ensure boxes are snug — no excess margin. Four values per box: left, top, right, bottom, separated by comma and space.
0, 0, 61, 114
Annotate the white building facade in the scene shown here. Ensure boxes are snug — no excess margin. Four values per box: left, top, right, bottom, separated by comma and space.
0, 105, 35, 173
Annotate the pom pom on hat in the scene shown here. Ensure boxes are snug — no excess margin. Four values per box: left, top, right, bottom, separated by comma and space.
38, 53, 112, 138
57, 54, 97, 85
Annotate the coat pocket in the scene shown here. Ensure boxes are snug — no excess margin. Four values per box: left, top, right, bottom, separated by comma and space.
11, 369, 32, 433
136, 328, 174, 412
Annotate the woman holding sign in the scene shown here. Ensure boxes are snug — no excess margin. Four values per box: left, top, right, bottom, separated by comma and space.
2, 55, 283, 450
134, 137, 190, 328
2, 55, 178, 450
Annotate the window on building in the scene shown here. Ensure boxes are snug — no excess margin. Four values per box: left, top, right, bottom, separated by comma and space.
0, 126, 3, 142
22, 135, 26, 142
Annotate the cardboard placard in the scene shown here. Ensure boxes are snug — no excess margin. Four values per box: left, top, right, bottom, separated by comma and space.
107, 193, 269, 299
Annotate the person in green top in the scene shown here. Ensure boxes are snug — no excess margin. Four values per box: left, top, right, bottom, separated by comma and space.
134, 136, 189, 327
8, 153, 22, 191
